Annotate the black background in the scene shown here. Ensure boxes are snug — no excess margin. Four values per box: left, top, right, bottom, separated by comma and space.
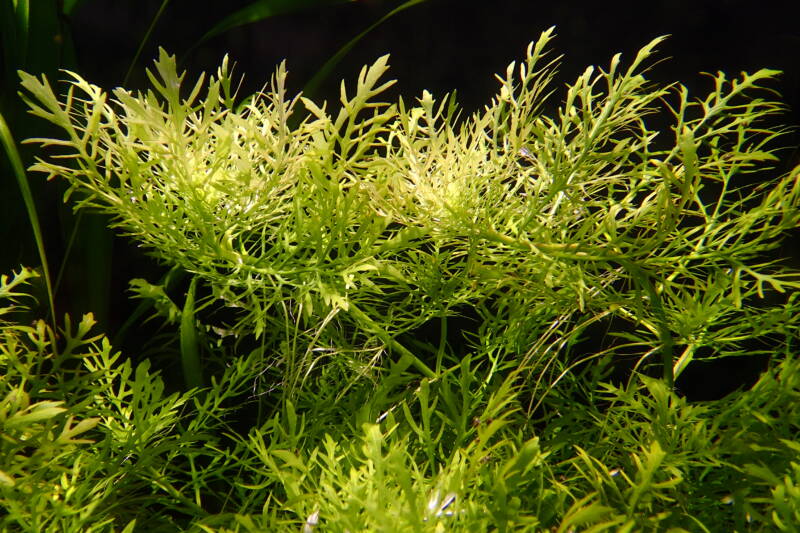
67, 0, 800, 129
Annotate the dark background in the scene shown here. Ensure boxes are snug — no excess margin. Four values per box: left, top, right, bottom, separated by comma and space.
66, 0, 800, 128
2, 0, 799, 400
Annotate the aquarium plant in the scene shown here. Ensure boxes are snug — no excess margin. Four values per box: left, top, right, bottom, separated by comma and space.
2, 28, 799, 530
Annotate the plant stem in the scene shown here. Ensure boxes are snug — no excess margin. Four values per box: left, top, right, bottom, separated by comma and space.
347, 301, 436, 379
0, 112, 56, 333
180, 276, 204, 391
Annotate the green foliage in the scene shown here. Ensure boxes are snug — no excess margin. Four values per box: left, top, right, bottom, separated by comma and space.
2, 0, 430, 345
1, 267, 141, 531
0, 111, 55, 326
0, 268, 265, 531
539, 353, 800, 531
4, 28, 800, 530
19, 28, 800, 394
225, 366, 544, 532
2, 266, 800, 530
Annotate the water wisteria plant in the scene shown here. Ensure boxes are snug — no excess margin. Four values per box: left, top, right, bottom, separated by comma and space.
5, 27, 800, 530
2, 268, 799, 531
19, 28, 800, 396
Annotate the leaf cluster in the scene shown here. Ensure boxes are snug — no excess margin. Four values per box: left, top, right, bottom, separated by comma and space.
5, 28, 800, 530
2, 272, 799, 530
18, 29, 800, 395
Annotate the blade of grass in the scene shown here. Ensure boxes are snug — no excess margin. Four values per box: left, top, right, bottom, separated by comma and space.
0, 0, 29, 70
180, 276, 204, 391
193, 0, 355, 47
52, 210, 83, 296
62, 0, 94, 15
0, 111, 56, 329
123, 0, 171, 86
50, 208, 114, 328
302, 0, 429, 100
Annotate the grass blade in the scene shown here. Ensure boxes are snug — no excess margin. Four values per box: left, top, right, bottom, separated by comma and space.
180, 276, 204, 391
302, 0, 429, 99
194, 0, 354, 48
0, 0, 29, 70
0, 111, 55, 328
123, 0, 171, 86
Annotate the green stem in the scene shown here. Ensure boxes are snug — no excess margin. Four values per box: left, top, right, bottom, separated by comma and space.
614, 258, 674, 389
123, 0, 170, 86
0, 111, 56, 333
478, 227, 675, 387
180, 276, 204, 391
347, 302, 436, 379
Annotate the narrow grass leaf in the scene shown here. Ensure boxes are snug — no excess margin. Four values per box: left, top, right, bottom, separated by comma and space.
180, 276, 204, 390
0, 111, 55, 328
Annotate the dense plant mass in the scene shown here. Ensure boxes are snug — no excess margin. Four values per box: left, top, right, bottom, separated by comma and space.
3, 29, 799, 530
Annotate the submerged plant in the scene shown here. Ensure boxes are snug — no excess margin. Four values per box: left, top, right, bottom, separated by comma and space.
6, 26, 800, 531
17, 28, 800, 399
3, 265, 798, 531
